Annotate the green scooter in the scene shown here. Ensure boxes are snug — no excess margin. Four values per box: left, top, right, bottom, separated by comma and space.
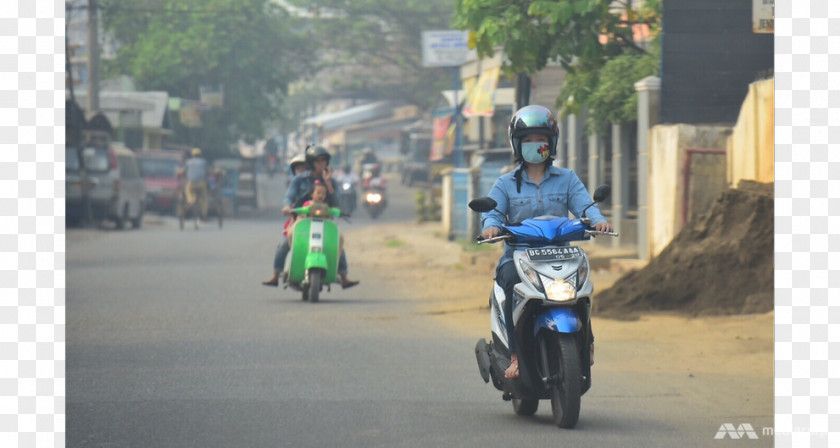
283, 202, 342, 303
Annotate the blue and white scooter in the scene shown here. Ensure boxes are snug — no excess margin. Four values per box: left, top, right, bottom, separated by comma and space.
470, 185, 617, 429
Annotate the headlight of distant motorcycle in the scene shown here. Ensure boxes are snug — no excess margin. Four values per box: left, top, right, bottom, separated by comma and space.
539, 274, 577, 302
366, 192, 382, 203
518, 259, 543, 292
342, 182, 352, 190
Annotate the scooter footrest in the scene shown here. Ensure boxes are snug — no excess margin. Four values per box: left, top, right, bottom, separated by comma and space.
474, 339, 491, 384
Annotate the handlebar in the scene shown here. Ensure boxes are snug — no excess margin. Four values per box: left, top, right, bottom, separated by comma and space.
585, 230, 619, 237
476, 231, 618, 245
476, 235, 512, 245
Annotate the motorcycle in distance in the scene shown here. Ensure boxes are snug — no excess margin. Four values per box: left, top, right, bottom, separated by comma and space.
470, 185, 618, 429
338, 179, 357, 217
361, 163, 387, 219
282, 202, 343, 303
265, 154, 278, 178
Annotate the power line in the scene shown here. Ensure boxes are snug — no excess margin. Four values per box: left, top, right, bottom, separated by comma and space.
98, 2, 270, 16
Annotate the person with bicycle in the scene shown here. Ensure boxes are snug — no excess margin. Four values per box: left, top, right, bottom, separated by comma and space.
177, 147, 210, 221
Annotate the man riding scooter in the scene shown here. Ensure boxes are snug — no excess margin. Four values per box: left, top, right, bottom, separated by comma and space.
262, 145, 359, 289
335, 164, 360, 217
360, 160, 387, 219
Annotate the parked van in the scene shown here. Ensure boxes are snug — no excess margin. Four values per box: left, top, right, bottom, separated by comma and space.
137, 149, 183, 214
66, 144, 146, 229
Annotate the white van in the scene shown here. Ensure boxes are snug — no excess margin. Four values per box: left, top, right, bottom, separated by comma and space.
66, 144, 146, 229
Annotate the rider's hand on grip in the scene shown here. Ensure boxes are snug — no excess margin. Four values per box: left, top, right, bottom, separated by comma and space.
481, 227, 500, 241
593, 221, 613, 233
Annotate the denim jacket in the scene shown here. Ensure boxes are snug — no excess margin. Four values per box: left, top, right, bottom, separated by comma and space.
481, 165, 607, 269
284, 171, 338, 208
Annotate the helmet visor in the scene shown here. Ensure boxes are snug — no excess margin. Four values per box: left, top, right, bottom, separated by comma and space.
511, 107, 555, 133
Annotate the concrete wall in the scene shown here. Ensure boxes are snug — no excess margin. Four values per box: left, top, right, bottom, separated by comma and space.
441, 169, 453, 238
687, 152, 728, 224
727, 78, 774, 185
648, 124, 730, 257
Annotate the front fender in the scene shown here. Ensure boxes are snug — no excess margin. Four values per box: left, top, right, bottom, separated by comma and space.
305, 252, 327, 271
533, 307, 581, 335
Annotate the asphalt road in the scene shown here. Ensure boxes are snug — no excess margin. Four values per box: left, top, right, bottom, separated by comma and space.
66, 173, 772, 447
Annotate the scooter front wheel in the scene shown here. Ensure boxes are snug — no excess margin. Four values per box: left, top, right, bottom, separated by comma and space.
512, 398, 539, 416
308, 270, 322, 303
550, 333, 582, 429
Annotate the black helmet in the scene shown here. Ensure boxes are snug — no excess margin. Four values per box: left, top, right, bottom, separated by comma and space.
305, 145, 331, 166
508, 105, 559, 162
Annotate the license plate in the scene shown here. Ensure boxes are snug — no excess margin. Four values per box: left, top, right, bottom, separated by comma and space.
526, 247, 581, 261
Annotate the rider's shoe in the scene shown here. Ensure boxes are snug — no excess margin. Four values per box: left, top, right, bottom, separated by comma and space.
339, 273, 359, 289
262, 272, 280, 287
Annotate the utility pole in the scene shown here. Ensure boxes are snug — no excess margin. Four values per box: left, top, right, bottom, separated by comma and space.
86, 0, 99, 114
67, 2, 94, 226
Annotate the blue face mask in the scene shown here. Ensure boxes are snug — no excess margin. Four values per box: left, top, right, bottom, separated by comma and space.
521, 141, 550, 163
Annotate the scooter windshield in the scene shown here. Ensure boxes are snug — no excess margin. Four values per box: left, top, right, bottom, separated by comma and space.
503, 216, 588, 246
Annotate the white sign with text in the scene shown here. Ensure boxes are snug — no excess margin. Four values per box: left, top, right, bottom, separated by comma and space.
421, 30, 472, 67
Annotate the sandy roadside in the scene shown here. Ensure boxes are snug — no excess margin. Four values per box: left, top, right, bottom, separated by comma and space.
344, 221, 774, 383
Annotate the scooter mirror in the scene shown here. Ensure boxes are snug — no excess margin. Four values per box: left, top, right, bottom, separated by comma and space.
593, 184, 611, 203
469, 197, 498, 213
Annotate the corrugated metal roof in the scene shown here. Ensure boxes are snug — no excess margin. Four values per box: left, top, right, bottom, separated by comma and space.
303, 101, 392, 131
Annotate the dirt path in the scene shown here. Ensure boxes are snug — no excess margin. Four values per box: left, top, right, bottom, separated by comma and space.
345, 220, 773, 380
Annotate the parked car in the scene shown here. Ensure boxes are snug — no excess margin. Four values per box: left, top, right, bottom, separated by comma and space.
137, 150, 183, 215
66, 144, 146, 229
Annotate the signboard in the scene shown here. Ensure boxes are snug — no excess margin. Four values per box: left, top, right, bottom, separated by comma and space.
422, 30, 471, 67
199, 85, 224, 107
462, 66, 500, 117
753, 0, 774, 33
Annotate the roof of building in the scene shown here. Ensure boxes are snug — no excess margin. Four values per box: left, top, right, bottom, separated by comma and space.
303, 101, 393, 131
71, 91, 170, 130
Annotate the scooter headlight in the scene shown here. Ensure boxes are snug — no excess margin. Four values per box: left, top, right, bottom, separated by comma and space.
366, 192, 382, 203
576, 258, 589, 291
518, 259, 544, 292
539, 274, 577, 302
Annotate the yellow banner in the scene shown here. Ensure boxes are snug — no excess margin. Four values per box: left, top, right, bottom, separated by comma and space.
462, 66, 500, 117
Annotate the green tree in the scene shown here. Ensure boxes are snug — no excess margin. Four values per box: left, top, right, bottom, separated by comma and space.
284, 0, 457, 111
453, 0, 661, 134
100, 0, 317, 156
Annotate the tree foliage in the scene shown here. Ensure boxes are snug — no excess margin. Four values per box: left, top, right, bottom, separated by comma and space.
100, 0, 317, 154
453, 0, 661, 134
284, 0, 456, 111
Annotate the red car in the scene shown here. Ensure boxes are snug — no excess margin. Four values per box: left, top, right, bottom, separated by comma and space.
137, 150, 183, 214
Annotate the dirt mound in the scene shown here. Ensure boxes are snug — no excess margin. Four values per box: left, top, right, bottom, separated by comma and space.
595, 180, 773, 319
